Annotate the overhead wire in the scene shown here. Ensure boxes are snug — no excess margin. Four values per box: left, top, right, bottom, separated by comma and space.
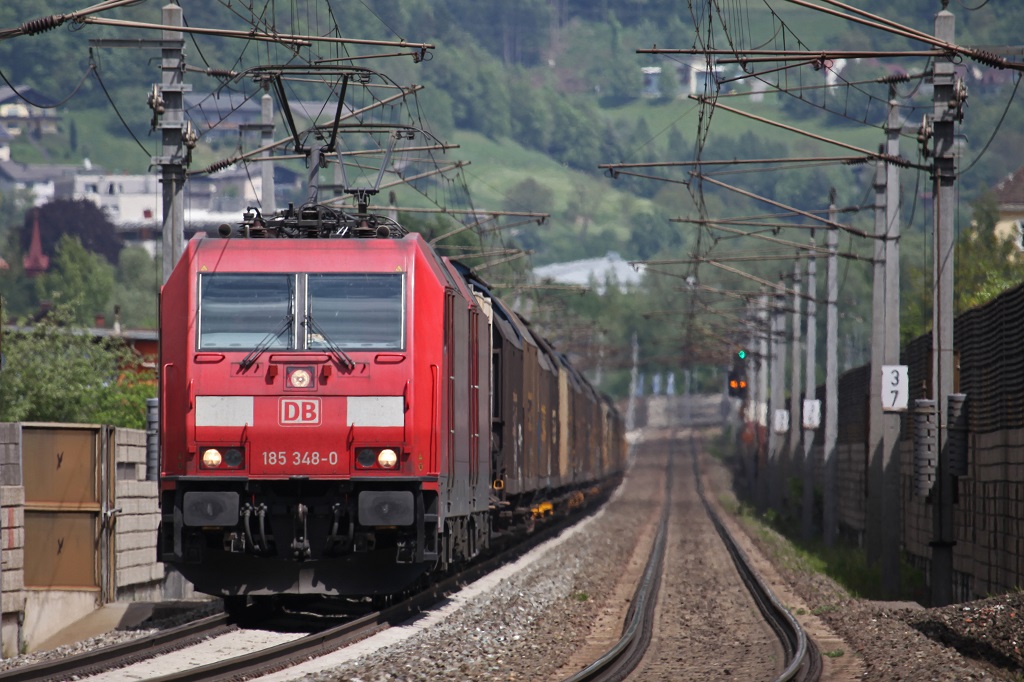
0, 63, 94, 109
960, 71, 1021, 176
643, 0, 930, 359
91, 54, 151, 156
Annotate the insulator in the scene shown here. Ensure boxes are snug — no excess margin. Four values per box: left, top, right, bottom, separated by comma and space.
21, 16, 62, 35
971, 49, 1005, 70
147, 85, 165, 115
183, 122, 199, 149
913, 399, 937, 497
917, 116, 932, 159
200, 158, 234, 175
880, 73, 911, 85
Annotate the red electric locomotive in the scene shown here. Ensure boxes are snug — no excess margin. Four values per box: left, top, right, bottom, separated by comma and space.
157, 203, 626, 609
158, 205, 491, 602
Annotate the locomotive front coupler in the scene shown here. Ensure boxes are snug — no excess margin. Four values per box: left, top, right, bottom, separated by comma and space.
291, 503, 312, 559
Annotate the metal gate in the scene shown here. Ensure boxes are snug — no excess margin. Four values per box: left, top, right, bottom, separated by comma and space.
21, 424, 113, 601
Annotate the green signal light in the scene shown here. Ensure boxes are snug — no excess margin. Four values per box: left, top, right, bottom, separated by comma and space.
737, 349, 747, 360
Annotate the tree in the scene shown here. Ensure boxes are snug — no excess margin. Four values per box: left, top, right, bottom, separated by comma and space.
0, 306, 155, 428
629, 211, 682, 261
953, 192, 1023, 312
504, 177, 555, 215
0, 225, 35, 320
21, 199, 123, 265
565, 177, 605, 237
35, 234, 115, 325
508, 74, 553, 150
471, 58, 512, 139
901, 192, 1024, 344
112, 246, 159, 329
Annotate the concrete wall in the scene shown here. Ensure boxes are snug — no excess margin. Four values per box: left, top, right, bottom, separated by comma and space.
826, 423, 1024, 602
836, 441, 866, 545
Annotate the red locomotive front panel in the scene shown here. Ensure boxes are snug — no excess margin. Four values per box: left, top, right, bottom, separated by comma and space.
183, 263, 414, 479
158, 234, 462, 597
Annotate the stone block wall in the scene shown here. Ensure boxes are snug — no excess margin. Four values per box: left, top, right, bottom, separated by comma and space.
112, 428, 164, 602
0, 485, 25, 657
0, 425, 24, 657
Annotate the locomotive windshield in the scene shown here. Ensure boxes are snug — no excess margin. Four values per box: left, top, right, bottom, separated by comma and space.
197, 272, 405, 351
199, 274, 294, 349
307, 273, 405, 350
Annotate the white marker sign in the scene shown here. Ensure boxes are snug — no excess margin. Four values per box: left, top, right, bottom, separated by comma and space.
802, 399, 821, 429
882, 365, 909, 411
773, 408, 790, 434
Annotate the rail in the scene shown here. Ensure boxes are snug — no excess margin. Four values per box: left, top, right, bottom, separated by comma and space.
0, 613, 232, 682
564, 432, 821, 682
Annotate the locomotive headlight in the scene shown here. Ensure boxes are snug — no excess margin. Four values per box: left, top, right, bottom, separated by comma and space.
222, 448, 244, 468
356, 448, 377, 468
202, 448, 223, 468
355, 447, 401, 469
377, 448, 399, 469
200, 447, 244, 469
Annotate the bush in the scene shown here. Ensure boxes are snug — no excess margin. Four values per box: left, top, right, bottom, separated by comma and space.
0, 307, 155, 428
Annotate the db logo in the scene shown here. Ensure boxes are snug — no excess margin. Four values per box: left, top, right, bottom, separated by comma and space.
280, 398, 321, 425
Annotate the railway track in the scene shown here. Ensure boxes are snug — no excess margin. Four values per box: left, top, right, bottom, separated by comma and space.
0, 614, 233, 682
0, 433, 821, 682
566, 432, 822, 682
0, 491, 612, 682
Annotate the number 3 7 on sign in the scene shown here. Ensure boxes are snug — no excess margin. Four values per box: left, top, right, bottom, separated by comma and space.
882, 365, 908, 411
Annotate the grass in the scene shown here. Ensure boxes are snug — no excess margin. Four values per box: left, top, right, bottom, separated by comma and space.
730, 495, 928, 603
448, 130, 661, 237
604, 91, 884, 150
706, 428, 927, 603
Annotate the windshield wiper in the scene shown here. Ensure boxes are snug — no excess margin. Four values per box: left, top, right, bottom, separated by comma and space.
239, 314, 293, 372
306, 314, 355, 370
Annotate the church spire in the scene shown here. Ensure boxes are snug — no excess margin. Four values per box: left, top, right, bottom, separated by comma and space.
22, 208, 49, 277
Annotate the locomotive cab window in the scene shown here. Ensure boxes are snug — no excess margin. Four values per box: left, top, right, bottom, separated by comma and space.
307, 273, 405, 350
199, 274, 294, 349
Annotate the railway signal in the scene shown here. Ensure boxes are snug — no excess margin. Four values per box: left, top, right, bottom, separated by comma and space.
727, 370, 748, 398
